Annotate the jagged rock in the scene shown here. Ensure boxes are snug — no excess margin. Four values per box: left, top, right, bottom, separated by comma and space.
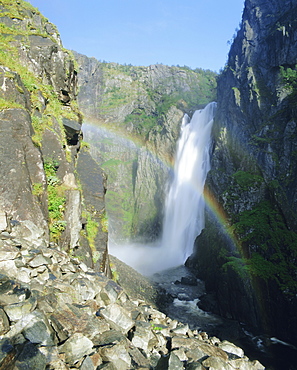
49, 302, 106, 341
0, 309, 9, 335
92, 329, 125, 347
3, 295, 37, 322
28, 254, 52, 267
0, 245, 20, 261
99, 279, 124, 304
218, 340, 244, 358
22, 314, 54, 345
171, 323, 190, 336
62, 189, 82, 250
58, 333, 93, 365
131, 320, 155, 351
128, 345, 151, 368
202, 356, 233, 370
99, 341, 131, 369
70, 277, 97, 301
100, 303, 134, 334
81, 355, 95, 370
186, 363, 205, 370
180, 276, 197, 286
38, 346, 69, 370
0, 234, 264, 369
14, 342, 47, 370
168, 351, 185, 369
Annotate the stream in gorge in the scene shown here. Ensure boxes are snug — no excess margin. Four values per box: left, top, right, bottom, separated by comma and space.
83, 103, 297, 370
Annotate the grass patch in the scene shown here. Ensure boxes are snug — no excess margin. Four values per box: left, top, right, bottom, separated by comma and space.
44, 159, 66, 241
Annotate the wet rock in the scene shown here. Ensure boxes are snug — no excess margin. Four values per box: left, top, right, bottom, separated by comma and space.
180, 276, 197, 286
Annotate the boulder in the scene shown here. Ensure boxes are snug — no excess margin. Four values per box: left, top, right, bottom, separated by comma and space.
58, 333, 93, 365
100, 303, 134, 334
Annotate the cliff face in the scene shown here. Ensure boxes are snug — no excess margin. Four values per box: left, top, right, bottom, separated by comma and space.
83, 124, 169, 243
75, 52, 217, 241
188, 0, 297, 345
0, 0, 109, 273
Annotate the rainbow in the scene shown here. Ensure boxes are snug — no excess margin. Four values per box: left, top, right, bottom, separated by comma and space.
83, 119, 241, 251
203, 186, 242, 251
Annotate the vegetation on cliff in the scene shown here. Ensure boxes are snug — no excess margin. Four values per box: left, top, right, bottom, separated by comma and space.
188, 0, 297, 347
75, 52, 217, 144
0, 0, 110, 274
75, 54, 217, 242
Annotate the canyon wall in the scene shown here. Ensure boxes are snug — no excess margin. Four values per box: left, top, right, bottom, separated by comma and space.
75, 53, 217, 241
188, 0, 297, 345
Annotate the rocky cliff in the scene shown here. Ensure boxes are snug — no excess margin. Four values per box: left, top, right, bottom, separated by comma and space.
0, 0, 109, 274
187, 0, 297, 347
75, 52, 217, 241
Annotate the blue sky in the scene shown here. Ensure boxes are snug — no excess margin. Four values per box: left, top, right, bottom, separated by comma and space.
27, 0, 244, 72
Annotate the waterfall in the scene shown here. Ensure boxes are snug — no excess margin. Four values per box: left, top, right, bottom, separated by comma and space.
108, 102, 216, 275
160, 101, 216, 267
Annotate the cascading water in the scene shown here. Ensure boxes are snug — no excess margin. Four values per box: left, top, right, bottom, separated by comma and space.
161, 101, 216, 267
109, 102, 216, 275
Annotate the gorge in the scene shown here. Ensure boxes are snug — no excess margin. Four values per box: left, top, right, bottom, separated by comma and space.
0, 0, 297, 369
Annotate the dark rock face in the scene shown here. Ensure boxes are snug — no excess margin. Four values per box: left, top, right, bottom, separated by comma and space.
0, 75, 49, 246
0, 1, 108, 272
188, 0, 297, 346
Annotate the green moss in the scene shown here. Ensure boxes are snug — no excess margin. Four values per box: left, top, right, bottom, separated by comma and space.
99, 211, 108, 233
85, 213, 99, 252
233, 200, 297, 295
101, 159, 123, 168
0, 0, 80, 151
233, 171, 263, 190
44, 159, 66, 241
32, 182, 43, 196
106, 189, 134, 238
222, 256, 249, 280
92, 250, 101, 264
280, 64, 297, 93
0, 97, 24, 111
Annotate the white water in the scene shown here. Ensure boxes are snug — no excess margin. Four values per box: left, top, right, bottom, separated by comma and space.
160, 101, 216, 265
109, 102, 216, 275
